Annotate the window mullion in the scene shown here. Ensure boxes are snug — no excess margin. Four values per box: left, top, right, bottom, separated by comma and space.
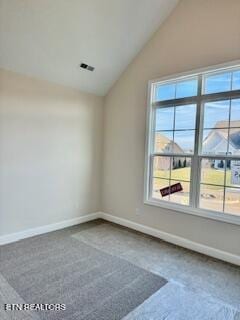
223, 97, 233, 212
222, 160, 227, 213
191, 75, 203, 208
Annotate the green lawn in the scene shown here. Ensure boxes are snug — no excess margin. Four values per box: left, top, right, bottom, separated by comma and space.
153, 167, 240, 213
171, 167, 191, 181
155, 167, 236, 189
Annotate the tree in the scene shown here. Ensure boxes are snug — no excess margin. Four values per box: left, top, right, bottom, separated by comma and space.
178, 159, 182, 168
172, 159, 176, 169
183, 158, 187, 168
218, 160, 224, 169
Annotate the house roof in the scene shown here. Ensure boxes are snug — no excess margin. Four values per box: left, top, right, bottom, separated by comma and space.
230, 131, 240, 149
155, 132, 183, 153
215, 120, 240, 129
204, 121, 240, 150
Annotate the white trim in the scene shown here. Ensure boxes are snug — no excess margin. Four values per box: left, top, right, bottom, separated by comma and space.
143, 80, 153, 202
100, 212, 240, 266
144, 60, 240, 226
145, 198, 240, 226
0, 212, 101, 245
1, 211, 239, 266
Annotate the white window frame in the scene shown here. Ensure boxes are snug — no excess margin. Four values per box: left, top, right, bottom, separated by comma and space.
144, 60, 240, 225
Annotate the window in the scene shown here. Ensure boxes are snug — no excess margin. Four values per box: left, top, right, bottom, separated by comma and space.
145, 62, 240, 224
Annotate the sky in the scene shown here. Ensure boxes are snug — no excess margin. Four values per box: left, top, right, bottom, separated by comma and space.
155, 70, 240, 101
154, 70, 240, 152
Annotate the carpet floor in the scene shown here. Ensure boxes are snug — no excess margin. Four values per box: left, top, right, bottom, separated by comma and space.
1, 219, 240, 320
0, 225, 166, 320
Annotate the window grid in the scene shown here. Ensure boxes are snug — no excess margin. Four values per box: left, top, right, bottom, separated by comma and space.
147, 65, 240, 217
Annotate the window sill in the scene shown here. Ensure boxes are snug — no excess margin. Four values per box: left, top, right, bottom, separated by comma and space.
144, 198, 240, 226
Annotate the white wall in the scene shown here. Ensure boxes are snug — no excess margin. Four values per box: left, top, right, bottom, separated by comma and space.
0, 69, 103, 236
102, 0, 240, 256
1, 0, 240, 257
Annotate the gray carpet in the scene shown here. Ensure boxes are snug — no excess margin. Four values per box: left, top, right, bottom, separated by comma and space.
0, 225, 167, 320
1, 220, 240, 320
72, 221, 240, 311
73, 222, 240, 320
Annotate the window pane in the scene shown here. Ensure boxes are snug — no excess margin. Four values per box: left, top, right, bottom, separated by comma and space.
232, 71, 240, 90
171, 157, 191, 181
174, 130, 195, 154
201, 158, 225, 185
155, 107, 174, 131
175, 78, 198, 98
169, 180, 190, 205
203, 100, 230, 129
224, 187, 240, 216
199, 184, 224, 212
153, 156, 171, 179
152, 178, 169, 201
175, 104, 196, 130
155, 83, 175, 101
202, 129, 228, 155
225, 160, 240, 187
150, 67, 240, 214
154, 131, 173, 153
203, 72, 232, 94
230, 99, 240, 125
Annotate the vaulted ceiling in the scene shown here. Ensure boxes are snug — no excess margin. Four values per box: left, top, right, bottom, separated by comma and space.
0, 0, 179, 95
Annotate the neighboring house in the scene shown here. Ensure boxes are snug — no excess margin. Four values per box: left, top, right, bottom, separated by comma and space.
154, 132, 190, 170
155, 132, 184, 154
202, 120, 240, 169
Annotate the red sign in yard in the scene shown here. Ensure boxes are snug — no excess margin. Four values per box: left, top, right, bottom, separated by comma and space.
160, 182, 183, 197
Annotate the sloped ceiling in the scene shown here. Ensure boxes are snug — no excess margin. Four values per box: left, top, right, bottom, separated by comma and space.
0, 0, 179, 95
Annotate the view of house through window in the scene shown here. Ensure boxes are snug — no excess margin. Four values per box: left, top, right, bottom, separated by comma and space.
147, 66, 240, 217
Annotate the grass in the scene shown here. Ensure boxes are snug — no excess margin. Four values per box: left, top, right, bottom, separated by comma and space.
154, 167, 238, 189
153, 167, 240, 213
171, 167, 191, 181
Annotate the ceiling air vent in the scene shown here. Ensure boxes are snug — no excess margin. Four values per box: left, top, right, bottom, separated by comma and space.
80, 63, 95, 71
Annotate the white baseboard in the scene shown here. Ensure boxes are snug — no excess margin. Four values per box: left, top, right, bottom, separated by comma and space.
1, 211, 239, 266
99, 212, 240, 266
0, 212, 101, 245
